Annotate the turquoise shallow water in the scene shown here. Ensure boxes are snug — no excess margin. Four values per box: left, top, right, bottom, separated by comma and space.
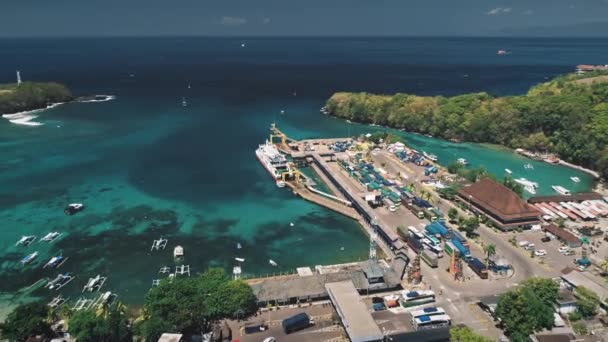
0, 37, 603, 314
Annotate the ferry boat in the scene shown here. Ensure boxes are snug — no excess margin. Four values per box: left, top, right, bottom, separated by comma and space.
64, 203, 84, 215
20, 252, 39, 265
422, 151, 438, 162
514, 178, 539, 189
41, 232, 61, 243
524, 185, 536, 195
457, 158, 468, 165
552, 185, 571, 196
570, 177, 581, 183
15, 235, 37, 246
256, 140, 291, 180
504, 168, 512, 175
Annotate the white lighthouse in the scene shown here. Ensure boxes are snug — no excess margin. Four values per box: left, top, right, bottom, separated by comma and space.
16, 70, 22, 86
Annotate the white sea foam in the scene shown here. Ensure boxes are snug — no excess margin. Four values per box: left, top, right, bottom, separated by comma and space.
1, 103, 65, 126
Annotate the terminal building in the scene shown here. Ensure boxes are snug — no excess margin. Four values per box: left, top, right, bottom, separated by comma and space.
457, 178, 541, 231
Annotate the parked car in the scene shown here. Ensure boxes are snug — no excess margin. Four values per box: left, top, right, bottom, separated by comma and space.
541, 236, 551, 243
263, 338, 276, 342
534, 249, 547, 257
518, 241, 529, 247
564, 250, 575, 256
524, 243, 536, 251
558, 246, 570, 254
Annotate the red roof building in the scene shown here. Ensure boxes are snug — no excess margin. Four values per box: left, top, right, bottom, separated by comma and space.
457, 178, 541, 231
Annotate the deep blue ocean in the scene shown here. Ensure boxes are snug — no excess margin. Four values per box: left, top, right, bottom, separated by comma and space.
0, 37, 606, 313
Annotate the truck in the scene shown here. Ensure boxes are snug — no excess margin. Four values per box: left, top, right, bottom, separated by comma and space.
407, 235, 424, 253
467, 257, 489, 279
282, 313, 313, 334
421, 250, 439, 268
451, 238, 470, 258
444, 241, 456, 257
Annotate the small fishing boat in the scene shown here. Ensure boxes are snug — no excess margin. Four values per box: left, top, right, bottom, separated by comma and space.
457, 158, 468, 165
40, 232, 62, 243
524, 163, 534, 170
235, 257, 245, 263
83, 275, 106, 292
151, 238, 168, 251
289, 222, 295, 227
269, 259, 278, 267
20, 252, 38, 265
181, 97, 188, 107
422, 151, 438, 162
497, 49, 508, 55
46, 273, 74, 290
570, 177, 580, 183
237, 242, 242, 249
173, 245, 184, 259
43, 255, 67, 269
505, 169, 513, 175
64, 203, 84, 215
15, 235, 37, 246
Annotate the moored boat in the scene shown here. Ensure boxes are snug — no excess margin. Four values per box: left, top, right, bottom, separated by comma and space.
41, 232, 62, 243
173, 245, 184, 259
552, 185, 571, 196
269, 259, 278, 266
16, 235, 37, 246
570, 177, 580, 183
457, 158, 468, 165
422, 151, 438, 162
255, 140, 292, 180
276, 180, 286, 188
235, 257, 245, 262
524, 185, 536, 195
504, 168, 512, 174
64, 203, 84, 215
20, 252, 39, 265
43, 255, 66, 269
524, 163, 534, 170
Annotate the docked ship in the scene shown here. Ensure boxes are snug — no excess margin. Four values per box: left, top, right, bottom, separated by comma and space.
422, 151, 438, 162
255, 140, 293, 180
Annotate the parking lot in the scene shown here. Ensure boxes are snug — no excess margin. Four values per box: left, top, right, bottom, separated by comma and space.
513, 229, 584, 272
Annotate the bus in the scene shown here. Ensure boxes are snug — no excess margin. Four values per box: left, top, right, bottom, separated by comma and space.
410, 307, 446, 324
423, 233, 440, 246
414, 314, 452, 330
400, 290, 436, 308
408, 226, 424, 239
423, 243, 443, 258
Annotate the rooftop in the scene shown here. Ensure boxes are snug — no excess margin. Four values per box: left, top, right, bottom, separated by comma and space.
543, 224, 580, 244
528, 192, 603, 204
561, 271, 608, 304
458, 178, 541, 221
326, 281, 383, 342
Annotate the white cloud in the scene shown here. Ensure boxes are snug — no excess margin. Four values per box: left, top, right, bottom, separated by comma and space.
523, 9, 534, 15
262, 17, 271, 25
220, 16, 248, 26
486, 7, 512, 15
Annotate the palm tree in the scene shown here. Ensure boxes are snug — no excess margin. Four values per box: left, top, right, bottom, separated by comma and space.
484, 244, 496, 270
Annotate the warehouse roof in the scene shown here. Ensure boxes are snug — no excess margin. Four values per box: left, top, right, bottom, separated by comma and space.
458, 178, 541, 221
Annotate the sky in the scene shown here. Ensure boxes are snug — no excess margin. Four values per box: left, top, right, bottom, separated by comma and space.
1, 0, 608, 37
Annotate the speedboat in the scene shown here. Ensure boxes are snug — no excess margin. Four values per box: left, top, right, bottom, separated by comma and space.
289, 222, 295, 227
20, 252, 38, 265
15, 235, 36, 246
497, 50, 508, 55
43, 255, 65, 269
422, 151, 438, 162
505, 169, 513, 175
235, 257, 245, 262
457, 158, 468, 165
173, 245, 184, 259
269, 259, 278, 267
40, 232, 61, 243
570, 177, 580, 183
552, 185, 571, 196
64, 203, 84, 215
181, 97, 188, 107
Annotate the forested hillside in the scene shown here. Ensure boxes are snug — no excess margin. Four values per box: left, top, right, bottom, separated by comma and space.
0, 82, 72, 114
326, 73, 608, 179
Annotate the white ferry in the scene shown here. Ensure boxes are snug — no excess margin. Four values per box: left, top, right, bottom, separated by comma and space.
256, 140, 291, 180
552, 185, 571, 196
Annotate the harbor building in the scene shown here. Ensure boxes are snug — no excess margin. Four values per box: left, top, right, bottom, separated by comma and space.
457, 178, 541, 231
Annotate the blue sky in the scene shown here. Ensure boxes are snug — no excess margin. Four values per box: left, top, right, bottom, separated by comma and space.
1, 0, 608, 36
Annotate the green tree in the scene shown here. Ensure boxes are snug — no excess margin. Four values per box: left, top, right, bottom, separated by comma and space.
484, 244, 496, 270
495, 278, 558, 342
67, 304, 131, 342
575, 286, 600, 318
0, 302, 52, 342
502, 175, 524, 197
448, 208, 458, 223
572, 321, 588, 336
450, 326, 492, 342
461, 216, 480, 237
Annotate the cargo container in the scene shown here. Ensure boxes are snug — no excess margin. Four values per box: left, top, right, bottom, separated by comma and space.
421, 250, 439, 268
450, 238, 470, 258
282, 313, 313, 334
467, 257, 488, 279
444, 241, 456, 256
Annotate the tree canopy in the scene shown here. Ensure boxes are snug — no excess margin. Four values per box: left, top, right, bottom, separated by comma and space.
450, 326, 493, 342
0, 302, 53, 342
575, 286, 600, 318
68, 303, 131, 342
326, 72, 608, 179
0, 82, 72, 114
138, 268, 256, 341
495, 278, 559, 342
